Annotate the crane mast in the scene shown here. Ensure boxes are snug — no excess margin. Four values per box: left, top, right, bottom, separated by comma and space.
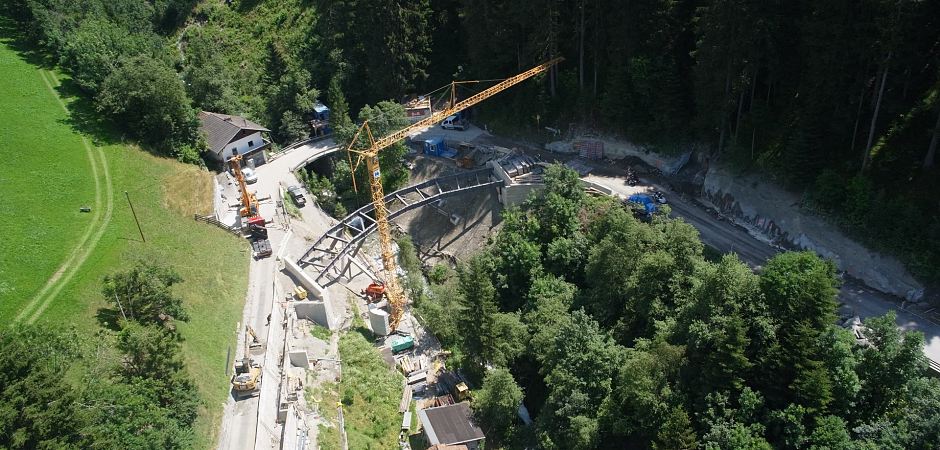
346, 57, 563, 332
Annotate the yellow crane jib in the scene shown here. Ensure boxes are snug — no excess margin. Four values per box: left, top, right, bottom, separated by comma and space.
345, 57, 563, 332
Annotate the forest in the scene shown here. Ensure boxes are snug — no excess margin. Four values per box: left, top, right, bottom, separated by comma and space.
4, 0, 938, 281
2, 1, 939, 448
408, 165, 939, 449
0, 264, 201, 448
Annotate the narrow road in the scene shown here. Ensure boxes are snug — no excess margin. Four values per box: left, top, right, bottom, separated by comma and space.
217, 140, 339, 450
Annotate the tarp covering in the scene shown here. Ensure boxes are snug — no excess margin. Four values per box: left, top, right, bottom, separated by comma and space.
628, 194, 657, 214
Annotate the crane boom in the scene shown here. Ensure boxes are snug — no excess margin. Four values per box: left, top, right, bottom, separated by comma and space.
230, 154, 258, 217
355, 57, 564, 158
346, 57, 563, 332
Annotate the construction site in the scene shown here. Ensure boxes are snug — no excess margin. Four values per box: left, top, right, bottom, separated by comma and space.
209, 59, 940, 450
210, 60, 565, 450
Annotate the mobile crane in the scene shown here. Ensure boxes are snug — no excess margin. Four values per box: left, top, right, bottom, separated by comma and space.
230, 151, 271, 258
345, 58, 563, 332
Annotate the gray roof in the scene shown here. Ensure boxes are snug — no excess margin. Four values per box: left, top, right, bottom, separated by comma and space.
417, 402, 484, 445
198, 111, 269, 154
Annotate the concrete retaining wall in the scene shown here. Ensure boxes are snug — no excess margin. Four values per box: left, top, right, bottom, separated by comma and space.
499, 184, 543, 207
282, 258, 329, 300
282, 258, 336, 329
294, 300, 336, 331
703, 164, 923, 300
546, 136, 692, 174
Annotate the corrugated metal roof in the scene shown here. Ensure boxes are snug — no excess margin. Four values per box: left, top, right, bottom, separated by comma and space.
198, 111, 270, 155
418, 402, 484, 445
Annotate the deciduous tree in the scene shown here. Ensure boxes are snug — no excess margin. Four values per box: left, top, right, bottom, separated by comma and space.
102, 262, 189, 328
473, 368, 523, 443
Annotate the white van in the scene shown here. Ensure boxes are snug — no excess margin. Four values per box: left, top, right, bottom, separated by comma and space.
441, 115, 467, 131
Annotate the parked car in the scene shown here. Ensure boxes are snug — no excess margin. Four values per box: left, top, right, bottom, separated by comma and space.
652, 191, 668, 204
242, 167, 258, 184
287, 185, 306, 207
440, 114, 467, 131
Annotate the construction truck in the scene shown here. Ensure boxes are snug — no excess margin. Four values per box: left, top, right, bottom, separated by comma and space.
248, 216, 272, 259
230, 151, 271, 258
231, 326, 262, 398
437, 370, 471, 401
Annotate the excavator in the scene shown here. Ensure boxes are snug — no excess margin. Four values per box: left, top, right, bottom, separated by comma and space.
344, 57, 563, 333
231, 325, 262, 398
230, 151, 271, 258
362, 281, 388, 303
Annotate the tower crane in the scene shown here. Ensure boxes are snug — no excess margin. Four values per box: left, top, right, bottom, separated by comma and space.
345, 57, 563, 332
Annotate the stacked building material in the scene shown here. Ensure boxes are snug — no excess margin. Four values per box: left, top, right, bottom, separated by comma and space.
575, 139, 604, 160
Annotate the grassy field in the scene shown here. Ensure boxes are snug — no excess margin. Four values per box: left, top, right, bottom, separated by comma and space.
0, 24, 249, 449
0, 35, 97, 319
338, 329, 405, 450
308, 380, 341, 450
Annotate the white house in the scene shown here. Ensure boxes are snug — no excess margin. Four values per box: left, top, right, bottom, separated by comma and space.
198, 111, 271, 167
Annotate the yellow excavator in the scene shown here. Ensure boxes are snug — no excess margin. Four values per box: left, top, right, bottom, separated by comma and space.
231, 325, 262, 398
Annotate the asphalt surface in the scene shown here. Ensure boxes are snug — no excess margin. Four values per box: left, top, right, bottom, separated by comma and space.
216, 140, 338, 450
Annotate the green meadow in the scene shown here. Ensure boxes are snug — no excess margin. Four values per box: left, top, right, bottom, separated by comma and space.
0, 25, 249, 449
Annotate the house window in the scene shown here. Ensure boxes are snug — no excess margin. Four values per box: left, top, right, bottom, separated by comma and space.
248, 140, 254, 148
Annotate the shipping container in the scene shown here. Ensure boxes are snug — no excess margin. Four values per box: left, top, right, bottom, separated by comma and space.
391, 335, 415, 353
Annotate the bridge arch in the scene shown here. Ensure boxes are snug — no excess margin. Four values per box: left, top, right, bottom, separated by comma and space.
297, 168, 502, 284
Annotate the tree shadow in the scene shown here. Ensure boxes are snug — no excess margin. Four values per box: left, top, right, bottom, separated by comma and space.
0, 16, 55, 70
236, 0, 264, 13
52, 77, 124, 147
156, 0, 201, 33
352, 324, 374, 342
95, 307, 124, 332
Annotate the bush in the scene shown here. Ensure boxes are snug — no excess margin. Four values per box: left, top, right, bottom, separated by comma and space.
843, 175, 873, 229
174, 143, 205, 166
811, 170, 846, 213
96, 55, 199, 152
428, 264, 452, 284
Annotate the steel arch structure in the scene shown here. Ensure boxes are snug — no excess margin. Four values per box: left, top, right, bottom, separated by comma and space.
298, 168, 502, 284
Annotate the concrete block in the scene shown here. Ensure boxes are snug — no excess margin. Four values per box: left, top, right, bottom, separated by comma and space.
294, 300, 336, 330
288, 350, 309, 368
369, 308, 390, 336
282, 258, 329, 301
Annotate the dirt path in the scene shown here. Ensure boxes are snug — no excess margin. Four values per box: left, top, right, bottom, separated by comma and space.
13, 69, 114, 324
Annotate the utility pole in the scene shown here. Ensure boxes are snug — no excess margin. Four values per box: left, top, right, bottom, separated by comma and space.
125, 191, 145, 242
